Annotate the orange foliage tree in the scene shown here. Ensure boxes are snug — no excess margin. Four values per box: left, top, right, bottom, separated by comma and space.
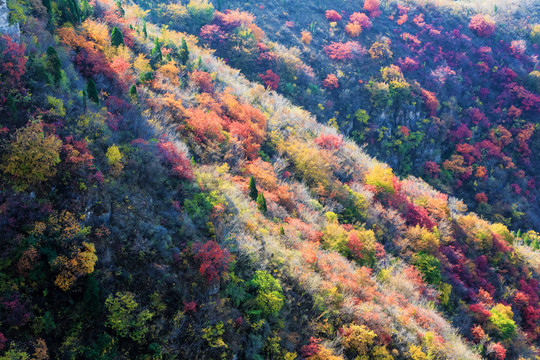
323, 74, 339, 89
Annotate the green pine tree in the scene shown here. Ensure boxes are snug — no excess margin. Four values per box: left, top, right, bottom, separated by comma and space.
129, 84, 137, 96
87, 79, 99, 104
257, 193, 267, 213
142, 22, 147, 39
116, 0, 124, 17
80, 0, 93, 20
179, 38, 189, 65
129, 84, 137, 100
111, 27, 124, 47
279, 225, 285, 235
151, 38, 162, 63
248, 176, 258, 201
45, 46, 62, 85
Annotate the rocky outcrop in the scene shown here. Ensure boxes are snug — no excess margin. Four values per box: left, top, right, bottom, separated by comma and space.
0, 0, 20, 41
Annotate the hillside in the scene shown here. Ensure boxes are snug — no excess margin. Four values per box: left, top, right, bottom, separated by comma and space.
147, 0, 540, 231
0, 0, 539, 359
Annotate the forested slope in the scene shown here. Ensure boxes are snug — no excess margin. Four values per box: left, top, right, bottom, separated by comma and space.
0, 0, 538, 359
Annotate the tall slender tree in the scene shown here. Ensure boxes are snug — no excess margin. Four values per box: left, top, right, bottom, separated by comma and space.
87, 79, 99, 104
111, 27, 124, 47
249, 176, 258, 201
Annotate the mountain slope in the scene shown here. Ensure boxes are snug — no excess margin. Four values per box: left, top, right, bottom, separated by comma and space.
0, 0, 539, 359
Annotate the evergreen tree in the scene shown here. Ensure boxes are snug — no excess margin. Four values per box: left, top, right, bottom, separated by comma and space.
249, 176, 258, 201
87, 79, 99, 104
129, 84, 137, 100
57, 0, 80, 24
179, 38, 189, 65
142, 22, 147, 39
279, 225, 285, 235
42, 0, 51, 14
116, 0, 124, 17
111, 27, 124, 47
151, 38, 162, 63
257, 193, 267, 213
80, 0, 93, 20
45, 46, 62, 85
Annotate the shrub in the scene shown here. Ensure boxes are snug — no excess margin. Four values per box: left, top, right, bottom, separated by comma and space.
2, 122, 62, 191
469, 14, 495, 37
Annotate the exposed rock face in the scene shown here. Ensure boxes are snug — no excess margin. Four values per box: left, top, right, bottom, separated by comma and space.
0, 0, 20, 41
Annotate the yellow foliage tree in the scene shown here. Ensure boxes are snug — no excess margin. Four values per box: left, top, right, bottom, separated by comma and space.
364, 164, 395, 194
340, 324, 377, 356
106, 144, 124, 176
2, 122, 62, 191
53, 242, 97, 291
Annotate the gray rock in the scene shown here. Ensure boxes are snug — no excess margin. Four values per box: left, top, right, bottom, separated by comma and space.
0, 0, 20, 41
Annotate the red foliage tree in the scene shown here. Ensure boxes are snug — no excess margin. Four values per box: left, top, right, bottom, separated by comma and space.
259, 69, 280, 90
200, 25, 227, 44
192, 240, 233, 284
190, 70, 214, 93
156, 140, 194, 181
0, 36, 27, 91
182, 107, 226, 144
398, 57, 419, 71
322, 74, 339, 89
469, 14, 495, 37
451, 124, 472, 142
325, 10, 342, 22
421, 89, 439, 116
314, 133, 344, 150
423, 161, 440, 178
324, 41, 366, 60
490, 342, 506, 360
301, 337, 321, 357
349, 12, 372, 29
475, 193, 488, 204
363, 0, 381, 17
